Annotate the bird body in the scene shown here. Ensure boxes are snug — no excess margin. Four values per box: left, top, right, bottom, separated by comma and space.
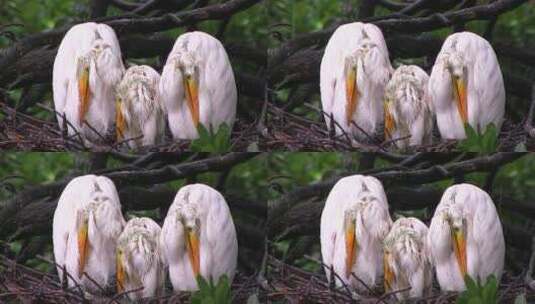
160, 31, 237, 140
320, 175, 392, 292
160, 184, 238, 291
53, 22, 125, 144
428, 31, 505, 139
52, 175, 125, 293
320, 22, 393, 142
116, 65, 165, 149
383, 217, 432, 300
116, 217, 165, 300
384, 65, 433, 149
427, 183, 505, 291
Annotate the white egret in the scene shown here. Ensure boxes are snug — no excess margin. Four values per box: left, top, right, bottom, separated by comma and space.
52, 175, 125, 293
53, 22, 125, 144
384, 65, 433, 149
320, 175, 392, 292
320, 22, 393, 142
428, 31, 505, 139
160, 184, 238, 291
116, 217, 165, 300
159, 31, 237, 140
383, 217, 432, 300
427, 183, 505, 291
116, 65, 165, 149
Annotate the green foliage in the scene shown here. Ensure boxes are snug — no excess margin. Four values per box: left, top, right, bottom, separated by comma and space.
190, 123, 231, 153
457, 123, 498, 153
457, 275, 498, 304
191, 275, 232, 304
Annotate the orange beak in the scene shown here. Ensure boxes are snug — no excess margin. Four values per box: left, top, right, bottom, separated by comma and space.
115, 98, 126, 141
344, 216, 357, 278
452, 228, 467, 278
184, 76, 200, 128
186, 228, 200, 277
384, 101, 395, 140
383, 253, 394, 292
77, 60, 91, 125
345, 67, 358, 126
116, 251, 125, 293
453, 76, 467, 124
77, 219, 89, 278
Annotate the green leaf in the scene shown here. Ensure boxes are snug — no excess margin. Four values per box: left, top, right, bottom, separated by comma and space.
190, 123, 231, 153
457, 123, 498, 154
214, 275, 232, 304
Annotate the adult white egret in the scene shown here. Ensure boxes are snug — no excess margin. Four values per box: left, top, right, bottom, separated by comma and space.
116, 217, 165, 300
53, 22, 125, 144
116, 65, 165, 149
160, 184, 238, 291
427, 183, 505, 291
52, 175, 125, 293
320, 175, 392, 292
384, 65, 433, 149
159, 31, 237, 140
383, 217, 432, 300
320, 22, 393, 142
428, 31, 505, 139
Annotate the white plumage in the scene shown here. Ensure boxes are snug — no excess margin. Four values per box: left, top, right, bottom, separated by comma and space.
160, 184, 238, 291
320, 175, 392, 292
383, 217, 432, 300
52, 175, 125, 293
116, 65, 165, 149
320, 22, 393, 142
384, 65, 433, 149
53, 22, 125, 144
428, 31, 505, 139
159, 31, 237, 140
427, 183, 505, 291
116, 217, 165, 300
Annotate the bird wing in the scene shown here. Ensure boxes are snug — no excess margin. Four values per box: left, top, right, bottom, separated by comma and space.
201, 184, 238, 282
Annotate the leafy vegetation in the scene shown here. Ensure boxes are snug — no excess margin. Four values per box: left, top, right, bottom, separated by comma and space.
457, 275, 498, 304
191, 275, 232, 304
457, 123, 498, 154
190, 123, 232, 153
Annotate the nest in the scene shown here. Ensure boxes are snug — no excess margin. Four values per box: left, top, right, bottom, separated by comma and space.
266, 103, 534, 152
267, 256, 534, 303
0, 102, 260, 151
0, 255, 261, 304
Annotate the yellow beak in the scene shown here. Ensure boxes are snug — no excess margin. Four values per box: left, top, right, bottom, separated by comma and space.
452, 228, 467, 278
116, 251, 125, 293
186, 228, 200, 277
453, 77, 467, 124
78, 63, 90, 125
77, 219, 89, 278
184, 76, 200, 128
345, 68, 358, 126
115, 98, 126, 142
344, 219, 357, 278
383, 253, 394, 292
384, 101, 395, 140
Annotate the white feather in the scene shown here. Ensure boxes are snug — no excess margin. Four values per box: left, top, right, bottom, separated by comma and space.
160, 183, 238, 291
427, 183, 505, 291
52, 174, 125, 293
320, 22, 393, 141
428, 32, 505, 139
320, 175, 392, 292
159, 31, 237, 139
53, 22, 125, 144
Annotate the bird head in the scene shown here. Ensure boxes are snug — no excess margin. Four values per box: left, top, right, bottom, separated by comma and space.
383, 227, 420, 296
175, 204, 201, 278
445, 53, 468, 124
173, 52, 200, 127
444, 209, 467, 279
